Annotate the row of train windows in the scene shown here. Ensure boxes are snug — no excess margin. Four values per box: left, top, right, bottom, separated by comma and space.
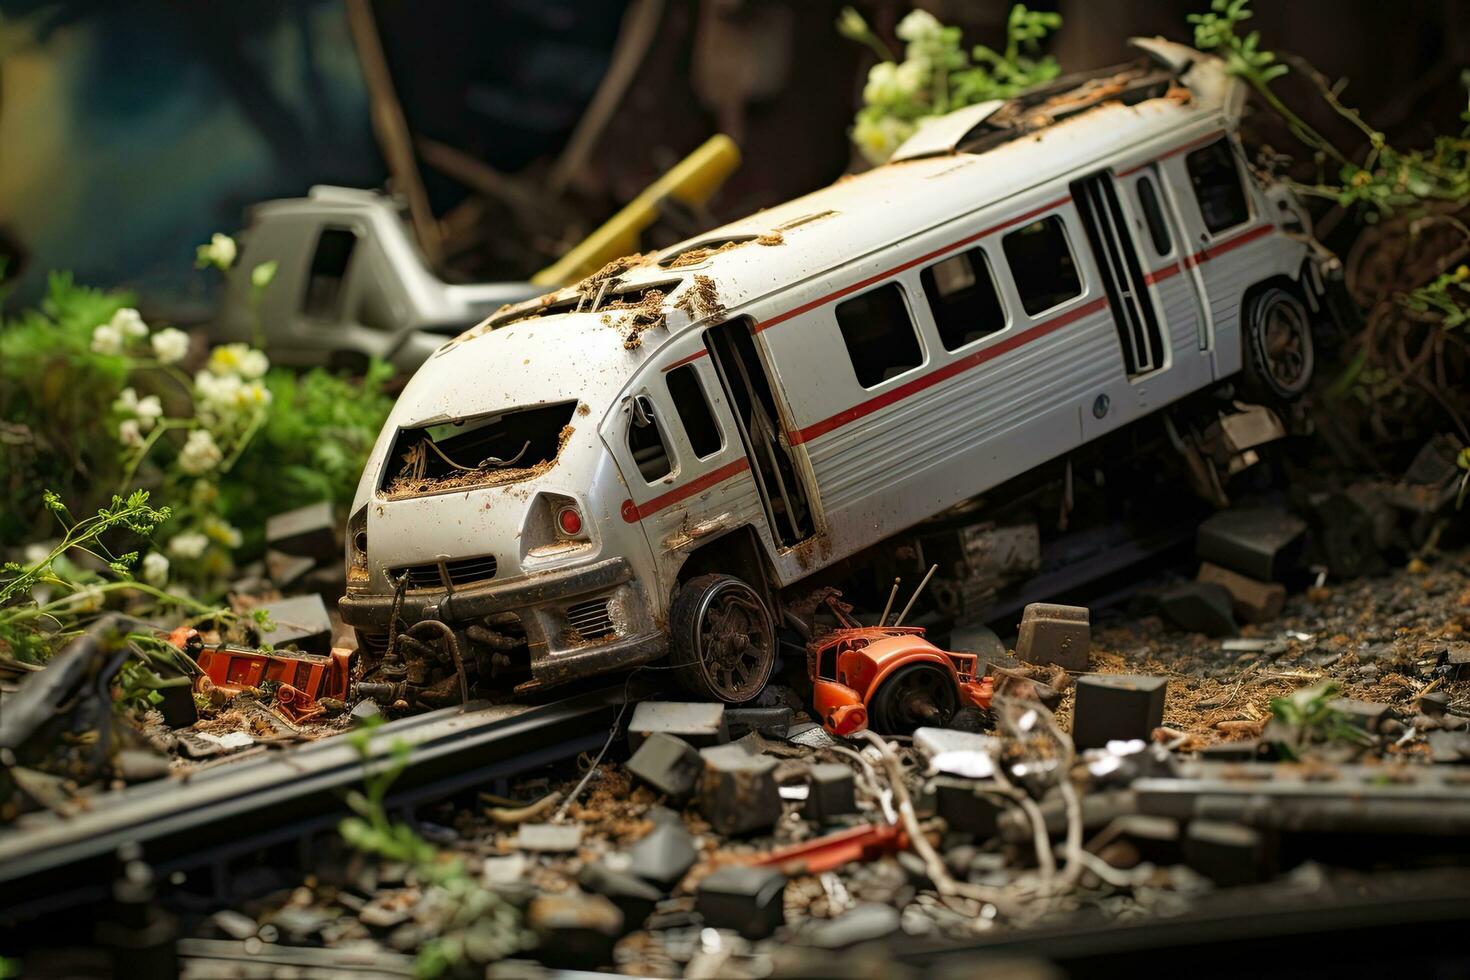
836, 137, 1250, 390
836, 214, 1082, 389
632, 139, 1254, 478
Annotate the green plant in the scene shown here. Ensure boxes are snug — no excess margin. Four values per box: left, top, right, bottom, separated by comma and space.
0, 490, 216, 663
223, 361, 396, 542
1268, 681, 1375, 759
838, 5, 1062, 164
340, 718, 534, 978
0, 274, 134, 541
1189, 0, 1470, 220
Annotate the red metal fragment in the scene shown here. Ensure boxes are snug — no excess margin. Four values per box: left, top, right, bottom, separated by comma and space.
748, 823, 907, 876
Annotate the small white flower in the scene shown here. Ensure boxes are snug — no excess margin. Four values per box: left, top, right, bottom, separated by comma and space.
133, 394, 163, 430
196, 233, 238, 271
203, 515, 243, 550
208, 343, 269, 381
141, 552, 170, 587
238, 348, 269, 380
110, 307, 149, 340
118, 418, 144, 447
90, 323, 124, 356
178, 429, 223, 475
23, 543, 51, 564
894, 58, 928, 97
115, 387, 140, 413
151, 327, 190, 364
864, 62, 903, 106
896, 9, 943, 44
167, 532, 209, 560
237, 380, 272, 410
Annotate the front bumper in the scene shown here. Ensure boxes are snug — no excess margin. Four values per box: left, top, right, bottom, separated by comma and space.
340, 556, 665, 686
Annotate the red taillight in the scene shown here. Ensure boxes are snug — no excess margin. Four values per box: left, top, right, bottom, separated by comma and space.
556, 506, 583, 536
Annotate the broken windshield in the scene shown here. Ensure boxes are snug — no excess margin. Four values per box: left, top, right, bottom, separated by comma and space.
380, 400, 578, 499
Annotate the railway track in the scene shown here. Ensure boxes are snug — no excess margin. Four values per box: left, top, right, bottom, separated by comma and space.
0, 682, 641, 928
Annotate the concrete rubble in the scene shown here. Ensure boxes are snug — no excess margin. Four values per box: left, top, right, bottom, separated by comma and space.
7, 479, 1470, 977
163, 531, 1470, 976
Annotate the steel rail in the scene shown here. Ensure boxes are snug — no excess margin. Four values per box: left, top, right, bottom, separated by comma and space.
0, 683, 638, 925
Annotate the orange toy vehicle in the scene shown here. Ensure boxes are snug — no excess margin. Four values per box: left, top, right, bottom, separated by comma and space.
807, 589, 992, 736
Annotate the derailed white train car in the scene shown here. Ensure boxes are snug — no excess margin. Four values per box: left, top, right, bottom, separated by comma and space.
340, 40, 1331, 704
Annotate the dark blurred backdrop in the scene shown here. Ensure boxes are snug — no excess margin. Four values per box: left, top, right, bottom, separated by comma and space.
0, 0, 1465, 316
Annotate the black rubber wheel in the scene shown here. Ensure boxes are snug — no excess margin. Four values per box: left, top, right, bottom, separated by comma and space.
1243, 287, 1315, 400
670, 573, 776, 703
867, 663, 959, 735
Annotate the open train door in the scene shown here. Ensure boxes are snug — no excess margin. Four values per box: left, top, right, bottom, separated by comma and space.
703, 316, 817, 549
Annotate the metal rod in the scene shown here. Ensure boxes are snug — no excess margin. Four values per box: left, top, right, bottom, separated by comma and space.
877, 578, 901, 627
892, 564, 937, 628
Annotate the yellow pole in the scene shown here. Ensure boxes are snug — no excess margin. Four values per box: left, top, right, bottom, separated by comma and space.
532, 134, 741, 287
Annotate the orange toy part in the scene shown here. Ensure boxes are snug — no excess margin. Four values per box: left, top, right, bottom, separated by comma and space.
807, 626, 992, 735
195, 646, 354, 703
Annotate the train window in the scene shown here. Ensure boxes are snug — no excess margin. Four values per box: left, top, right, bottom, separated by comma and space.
627, 394, 673, 483
1186, 138, 1250, 234
666, 364, 722, 459
921, 247, 1007, 351
835, 282, 924, 388
303, 227, 357, 319
1135, 176, 1174, 256
1003, 216, 1082, 316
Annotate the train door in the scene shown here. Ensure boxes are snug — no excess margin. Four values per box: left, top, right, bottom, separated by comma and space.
1072, 169, 1207, 415
1115, 164, 1216, 400
704, 317, 817, 549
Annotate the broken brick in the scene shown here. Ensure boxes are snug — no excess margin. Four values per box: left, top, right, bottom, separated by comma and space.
1072, 674, 1168, 750
930, 776, 1002, 837
1196, 562, 1286, 624
627, 732, 703, 800
577, 862, 662, 933
698, 743, 782, 836
1015, 602, 1090, 672
628, 701, 728, 751
1183, 820, 1269, 886
527, 892, 622, 970
724, 706, 794, 740
265, 549, 316, 589
516, 823, 583, 852
1154, 581, 1237, 637
265, 501, 338, 563
256, 594, 333, 654
627, 821, 697, 888
801, 763, 856, 823
695, 865, 786, 940
1196, 508, 1306, 582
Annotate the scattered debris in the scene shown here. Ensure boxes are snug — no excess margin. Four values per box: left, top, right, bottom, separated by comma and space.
1197, 561, 1287, 624
629, 701, 729, 750
627, 732, 703, 800
1015, 601, 1090, 671
1072, 674, 1168, 750
695, 865, 787, 940
1195, 508, 1307, 582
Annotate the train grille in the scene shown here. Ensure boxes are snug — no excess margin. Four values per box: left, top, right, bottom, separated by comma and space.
390, 555, 499, 591
566, 598, 615, 640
